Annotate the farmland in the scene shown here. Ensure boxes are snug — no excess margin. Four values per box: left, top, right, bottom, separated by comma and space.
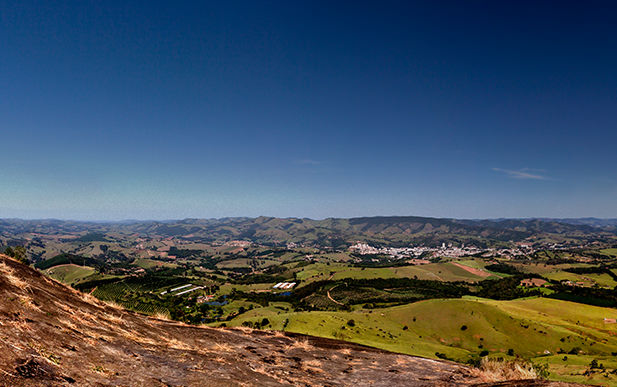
2, 216, 617, 384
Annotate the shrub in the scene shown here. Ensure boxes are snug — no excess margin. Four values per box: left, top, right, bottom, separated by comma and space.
346, 319, 355, 327
4, 246, 28, 264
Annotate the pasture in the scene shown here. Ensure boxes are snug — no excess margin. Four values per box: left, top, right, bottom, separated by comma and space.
223, 297, 617, 384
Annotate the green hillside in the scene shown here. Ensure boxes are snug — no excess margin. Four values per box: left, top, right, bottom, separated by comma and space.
44, 264, 95, 284
222, 297, 617, 385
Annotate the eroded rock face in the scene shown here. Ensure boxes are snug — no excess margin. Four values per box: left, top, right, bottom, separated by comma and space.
0, 255, 579, 386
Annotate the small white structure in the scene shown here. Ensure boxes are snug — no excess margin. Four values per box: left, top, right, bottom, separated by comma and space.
273, 282, 297, 290
170, 284, 192, 292
175, 286, 204, 296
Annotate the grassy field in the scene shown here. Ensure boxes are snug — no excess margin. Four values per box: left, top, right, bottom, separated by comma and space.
543, 270, 617, 289
221, 297, 617, 385
512, 262, 595, 275
599, 248, 617, 258
44, 264, 95, 284
294, 262, 493, 284
216, 258, 279, 269
134, 258, 178, 269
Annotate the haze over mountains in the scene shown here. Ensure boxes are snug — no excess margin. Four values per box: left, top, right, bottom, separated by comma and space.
1, 216, 616, 249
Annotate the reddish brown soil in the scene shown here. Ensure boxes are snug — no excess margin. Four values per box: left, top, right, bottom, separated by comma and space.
0, 255, 581, 386
452, 262, 492, 278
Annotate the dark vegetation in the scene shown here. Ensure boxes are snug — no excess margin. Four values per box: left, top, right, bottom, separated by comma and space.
547, 285, 617, 307
484, 263, 523, 275
3, 246, 28, 264
34, 253, 99, 270
477, 276, 543, 300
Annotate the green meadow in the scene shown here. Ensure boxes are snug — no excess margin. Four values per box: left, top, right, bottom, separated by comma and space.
295, 261, 495, 283
222, 297, 617, 385
44, 264, 95, 284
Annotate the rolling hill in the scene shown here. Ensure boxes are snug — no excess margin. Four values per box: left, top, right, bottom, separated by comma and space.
0, 253, 567, 387
2, 216, 616, 249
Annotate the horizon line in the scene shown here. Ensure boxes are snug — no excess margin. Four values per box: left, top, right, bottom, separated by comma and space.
1, 215, 616, 223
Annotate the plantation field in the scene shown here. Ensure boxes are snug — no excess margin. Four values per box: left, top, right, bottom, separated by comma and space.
44, 264, 95, 284
222, 297, 617, 384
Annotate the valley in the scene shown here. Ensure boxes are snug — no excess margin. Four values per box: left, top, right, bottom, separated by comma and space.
2, 216, 617, 385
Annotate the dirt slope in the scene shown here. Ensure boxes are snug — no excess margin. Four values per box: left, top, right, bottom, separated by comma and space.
0, 255, 580, 386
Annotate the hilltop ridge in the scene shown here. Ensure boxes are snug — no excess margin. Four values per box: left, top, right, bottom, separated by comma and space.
2, 216, 616, 250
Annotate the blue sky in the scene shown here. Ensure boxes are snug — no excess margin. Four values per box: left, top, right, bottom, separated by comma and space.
1, 1, 616, 220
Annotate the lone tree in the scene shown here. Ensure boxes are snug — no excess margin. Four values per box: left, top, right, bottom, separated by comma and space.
4, 246, 28, 264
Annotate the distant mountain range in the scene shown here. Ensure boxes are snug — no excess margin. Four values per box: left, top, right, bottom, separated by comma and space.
1, 216, 616, 248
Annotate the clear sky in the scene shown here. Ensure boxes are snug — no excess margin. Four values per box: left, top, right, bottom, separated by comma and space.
1, 1, 616, 220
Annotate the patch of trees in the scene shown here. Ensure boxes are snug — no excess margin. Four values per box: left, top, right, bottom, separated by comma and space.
484, 263, 523, 275
73, 277, 121, 291
168, 246, 205, 258
345, 278, 470, 298
547, 285, 617, 308
73, 233, 109, 242
476, 276, 543, 300
34, 253, 99, 270
284, 278, 472, 311
231, 273, 289, 285
3, 246, 28, 264
563, 266, 617, 281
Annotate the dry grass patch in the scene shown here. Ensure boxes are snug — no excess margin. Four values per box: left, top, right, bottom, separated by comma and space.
338, 347, 352, 356
0, 262, 30, 290
214, 342, 234, 353
272, 330, 287, 338
103, 300, 124, 310
286, 338, 311, 352
151, 311, 171, 321
303, 358, 323, 372
17, 295, 41, 312
233, 326, 254, 334
471, 357, 539, 382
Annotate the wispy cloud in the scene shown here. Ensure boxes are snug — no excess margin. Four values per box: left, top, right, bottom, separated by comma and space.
492, 168, 550, 180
